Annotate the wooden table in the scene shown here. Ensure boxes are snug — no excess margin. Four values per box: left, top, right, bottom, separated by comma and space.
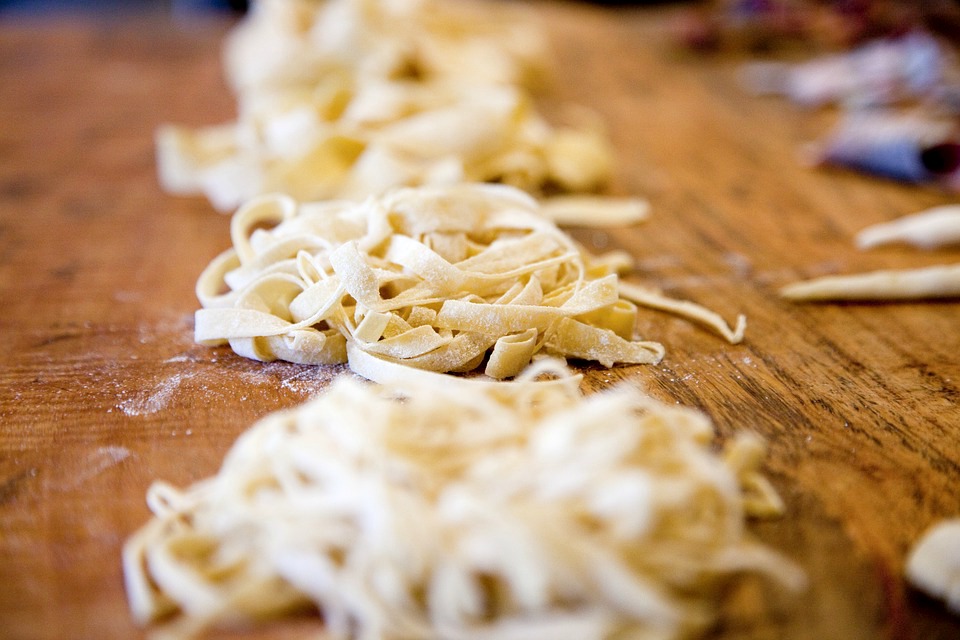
1, 3, 958, 639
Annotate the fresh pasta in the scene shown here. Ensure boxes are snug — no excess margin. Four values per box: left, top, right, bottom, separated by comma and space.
123, 360, 803, 640
856, 205, 960, 250
780, 264, 960, 301
223, 0, 549, 98
195, 184, 744, 379
905, 518, 960, 614
156, 0, 618, 213
783, 205, 960, 302
539, 195, 650, 228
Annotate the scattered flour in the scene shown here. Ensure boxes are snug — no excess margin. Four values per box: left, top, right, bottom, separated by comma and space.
238, 362, 351, 396
98, 313, 351, 418
115, 357, 350, 418
119, 373, 196, 416
45, 445, 133, 491
722, 252, 753, 278
91, 445, 131, 470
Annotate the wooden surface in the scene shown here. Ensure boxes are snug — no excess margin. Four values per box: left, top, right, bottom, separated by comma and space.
1, 3, 959, 639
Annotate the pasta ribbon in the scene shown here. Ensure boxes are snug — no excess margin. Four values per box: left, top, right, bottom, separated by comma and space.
780, 264, 960, 301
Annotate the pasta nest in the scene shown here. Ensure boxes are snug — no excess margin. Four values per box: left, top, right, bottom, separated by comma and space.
124, 361, 802, 639
157, 0, 612, 211
195, 184, 669, 380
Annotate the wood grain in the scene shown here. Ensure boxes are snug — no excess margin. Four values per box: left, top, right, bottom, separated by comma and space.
0, 3, 958, 639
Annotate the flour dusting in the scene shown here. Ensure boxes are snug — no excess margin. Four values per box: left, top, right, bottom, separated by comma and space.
229, 362, 350, 396
93, 445, 131, 469
119, 373, 195, 416
46, 445, 133, 491
279, 365, 348, 394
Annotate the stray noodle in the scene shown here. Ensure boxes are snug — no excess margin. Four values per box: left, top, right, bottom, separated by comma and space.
856, 205, 960, 250
905, 518, 960, 614
618, 282, 746, 344
780, 264, 960, 301
123, 361, 803, 640
539, 195, 650, 228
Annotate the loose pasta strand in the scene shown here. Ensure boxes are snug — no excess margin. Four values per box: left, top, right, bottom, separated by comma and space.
780, 264, 960, 301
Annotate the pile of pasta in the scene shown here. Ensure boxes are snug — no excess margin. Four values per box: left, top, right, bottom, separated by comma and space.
195, 184, 744, 380
123, 361, 803, 640
223, 0, 548, 97
157, 0, 614, 212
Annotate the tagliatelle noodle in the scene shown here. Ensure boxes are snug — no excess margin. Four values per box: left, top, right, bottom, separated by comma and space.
194, 184, 751, 378
779, 264, 960, 301
156, 0, 621, 214
855, 205, 960, 250
905, 518, 960, 614
539, 195, 650, 228
618, 281, 747, 344
123, 359, 804, 640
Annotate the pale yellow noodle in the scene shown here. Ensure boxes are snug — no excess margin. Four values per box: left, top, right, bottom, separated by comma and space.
780, 264, 960, 301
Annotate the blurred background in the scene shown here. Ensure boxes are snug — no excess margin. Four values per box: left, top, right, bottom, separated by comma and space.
0, 0, 249, 16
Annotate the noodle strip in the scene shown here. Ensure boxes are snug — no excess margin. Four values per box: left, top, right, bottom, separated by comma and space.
780, 264, 960, 301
